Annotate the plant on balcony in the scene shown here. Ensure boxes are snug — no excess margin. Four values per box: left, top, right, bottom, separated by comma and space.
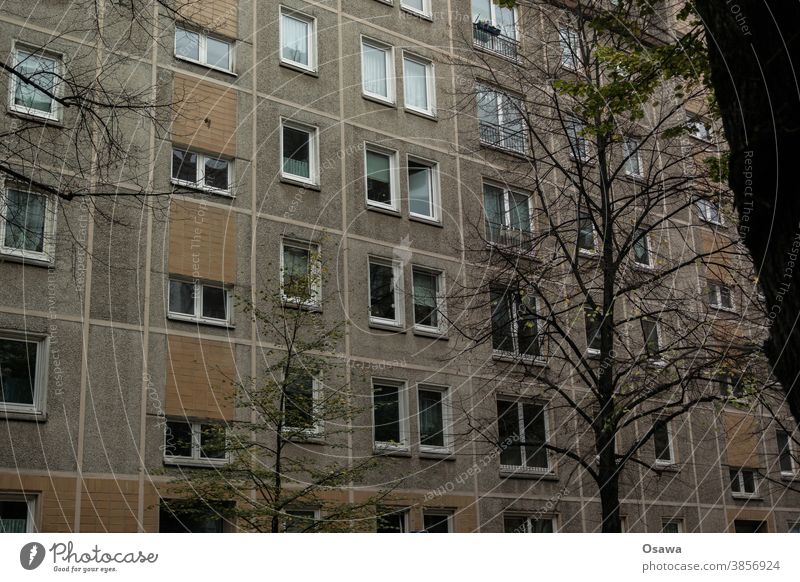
475, 20, 502, 36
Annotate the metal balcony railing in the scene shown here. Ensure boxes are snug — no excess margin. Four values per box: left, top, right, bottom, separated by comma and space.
479, 121, 526, 155
486, 222, 535, 253
473, 23, 519, 61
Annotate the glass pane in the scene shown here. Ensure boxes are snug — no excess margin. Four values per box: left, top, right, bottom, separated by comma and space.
373, 384, 400, 443
477, 89, 499, 126
423, 513, 450, 533
206, 37, 231, 70
413, 270, 438, 328
201, 285, 227, 320
175, 28, 200, 61
377, 510, 406, 533
522, 403, 547, 468
284, 510, 317, 533
729, 469, 741, 493
402, 0, 425, 11
14, 51, 57, 114
483, 185, 504, 242
531, 518, 554, 533
204, 157, 229, 191
777, 432, 794, 473
4, 189, 46, 253
742, 470, 755, 493
490, 288, 514, 352
404, 58, 429, 111
585, 307, 601, 351
508, 192, 530, 232
172, 149, 198, 184
200, 424, 226, 459
282, 14, 310, 66
497, 399, 522, 466
471, 0, 492, 22
408, 161, 433, 217
0, 500, 29, 533
654, 421, 671, 461
578, 211, 594, 250
503, 515, 527, 533
362, 43, 388, 97
720, 285, 733, 308
283, 126, 311, 179
283, 245, 312, 300
159, 502, 225, 533
517, 296, 540, 357
285, 373, 315, 429
0, 337, 37, 405
369, 262, 395, 321
642, 319, 659, 355
662, 522, 680, 533
496, 6, 516, 39
168, 280, 195, 315
419, 389, 444, 447
366, 150, 392, 205
165, 421, 193, 457
633, 229, 649, 264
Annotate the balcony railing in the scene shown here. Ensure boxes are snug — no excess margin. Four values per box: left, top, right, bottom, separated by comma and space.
479, 121, 526, 155
473, 23, 519, 61
486, 222, 535, 253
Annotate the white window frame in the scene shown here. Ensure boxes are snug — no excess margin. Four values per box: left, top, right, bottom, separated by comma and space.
368, 257, 405, 328
401, 0, 431, 18
623, 137, 643, 176
776, 430, 797, 477
707, 280, 735, 312
417, 383, 452, 454
497, 397, 551, 473
360, 37, 395, 105
0, 185, 56, 264
411, 266, 446, 335
167, 277, 234, 326
0, 493, 37, 533
8, 44, 62, 121
661, 519, 684, 533
364, 144, 400, 212
653, 419, 675, 466
371, 378, 410, 451
483, 182, 534, 253
402, 52, 436, 116
406, 155, 440, 222
697, 197, 723, 225
163, 419, 229, 467
0, 331, 49, 418
170, 146, 233, 196
632, 227, 652, 268
282, 374, 324, 437
280, 239, 322, 307
174, 24, 234, 73
730, 467, 759, 498
280, 119, 320, 186
422, 509, 453, 533
279, 7, 317, 73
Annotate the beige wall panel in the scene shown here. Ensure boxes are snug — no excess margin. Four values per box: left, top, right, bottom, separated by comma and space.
172, 73, 237, 157
177, 0, 238, 39
168, 199, 237, 283
723, 412, 762, 468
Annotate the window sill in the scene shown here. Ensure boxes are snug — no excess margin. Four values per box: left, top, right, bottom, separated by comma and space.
279, 60, 319, 78
413, 327, 448, 341
404, 107, 438, 122
780, 472, 799, 482
175, 54, 237, 77
419, 449, 455, 461
366, 203, 402, 217
373, 445, 411, 458
578, 248, 598, 257
362, 93, 397, 108
369, 321, 406, 333
710, 305, 737, 314
479, 140, 528, 160
409, 214, 443, 228
281, 298, 322, 312
492, 351, 546, 366
164, 458, 228, 468
0, 409, 47, 422
654, 461, 679, 472
167, 314, 235, 329
171, 181, 235, 199
8, 108, 62, 126
0, 251, 53, 268
279, 176, 321, 191
731, 493, 762, 501
500, 467, 558, 481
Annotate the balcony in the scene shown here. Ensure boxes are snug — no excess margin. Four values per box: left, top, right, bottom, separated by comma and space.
479, 121, 526, 155
473, 22, 519, 61
486, 223, 535, 254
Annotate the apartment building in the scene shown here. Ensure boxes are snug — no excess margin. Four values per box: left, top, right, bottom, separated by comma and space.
1, 0, 799, 533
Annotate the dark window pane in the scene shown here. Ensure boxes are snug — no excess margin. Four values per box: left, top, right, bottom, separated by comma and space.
366, 150, 392, 205
419, 389, 444, 447
490, 288, 514, 352
578, 210, 594, 250
734, 520, 766, 533
517, 296, 540, 357
0, 337, 37, 405
172, 149, 197, 184
377, 509, 406, 533
777, 431, 794, 473
530, 518, 554, 533
283, 126, 311, 179
282, 245, 311, 301
369, 262, 395, 321
423, 513, 450, 533
483, 185, 504, 243
4, 189, 46, 253
730, 469, 741, 493
522, 403, 547, 468
204, 157, 229, 191
508, 192, 531, 232
165, 421, 193, 457
285, 374, 315, 430
633, 229, 650, 264
169, 280, 195, 315
497, 399, 522, 466
654, 421, 671, 462
642, 319, 659, 355
159, 501, 227, 533
373, 384, 400, 443
200, 424, 226, 459
0, 500, 29, 533
408, 161, 432, 217
503, 515, 527, 533
585, 307, 602, 351
720, 285, 733, 308
742, 470, 755, 493
202, 285, 227, 320
413, 270, 438, 328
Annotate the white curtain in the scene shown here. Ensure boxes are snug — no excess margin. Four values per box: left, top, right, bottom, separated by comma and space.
362, 43, 388, 97
404, 59, 428, 111
282, 15, 309, 66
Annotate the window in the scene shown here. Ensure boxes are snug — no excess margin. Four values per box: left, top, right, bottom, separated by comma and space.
407, 157, 439, 221
418, 385, 449, 452
707, 281, 734, 311
577, 209, 596, 252
734, 519, 766, 533
490, 287, 542, 359
403, 54, 435, 116
422, 510, 452, 533
566, 118, 589, 161
471, 0, 518, 59
633, 228, 651, 266
497, 398, 549, 472
730, 468, 758, 497
412, 268, 445, 333
283, 373, 320, 434
477, 85, 526, 154
9, 47, 60, 120
718, 373, 746, 399
164, 420, 227, 464
0, 332, 48, 416
697, 197, 723, 225
559, 26, 580, 69
280, 8, 316, 72
281, 240, 321, 305
503, 515, 555, 533
0, 496, 36, 533
364, 146, 399, 210
401, 0, 431, 17
0, 188, 54, 262
777, 431, 796, 475
168, 278, 232, 325
623, 138, 643, 176
281, 120, 319, 185
368, 258, 404, 327
175, 26, 232, 72
653, 420, 674, 464
284, 509, 319, 532
688, 115, 712, 141
372, 379, 408, 449
661, 519, 683, 533
584, 306, 602, 353
641, 318, 660, 357
377, 508, 408, 533
159, 500, 232, 533
171, 147, 232, 195
789, 521, 800, 534
361, 38, 394, 103
483, 183, 533, 252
